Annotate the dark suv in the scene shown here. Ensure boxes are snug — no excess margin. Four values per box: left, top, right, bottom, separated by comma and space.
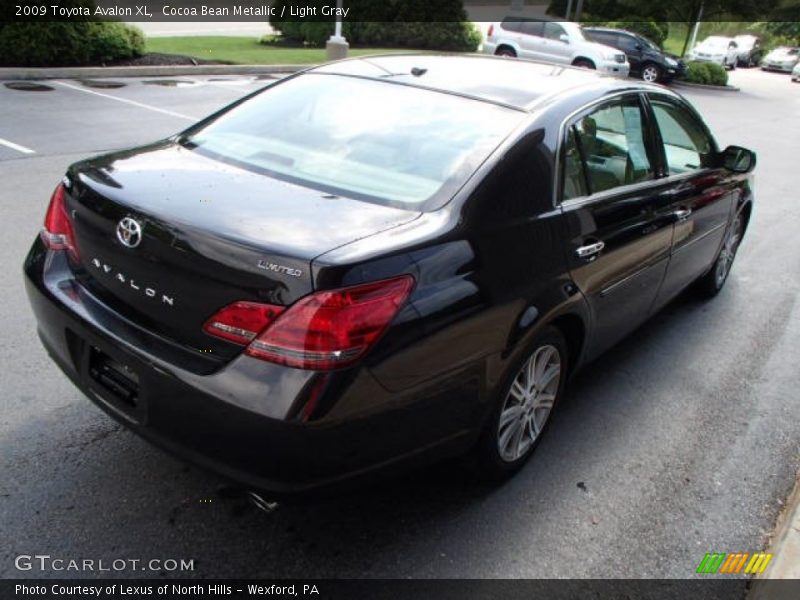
583, 27, 685, 83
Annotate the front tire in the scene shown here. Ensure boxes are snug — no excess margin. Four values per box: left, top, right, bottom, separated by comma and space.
472, 326, 568, 479
696, 213, 744, 297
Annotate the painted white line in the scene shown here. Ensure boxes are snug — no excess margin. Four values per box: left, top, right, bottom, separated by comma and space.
0, 137, 35, 154
52, 81, 197, 121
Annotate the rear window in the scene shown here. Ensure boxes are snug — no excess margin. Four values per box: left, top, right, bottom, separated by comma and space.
184, 74, 524, 209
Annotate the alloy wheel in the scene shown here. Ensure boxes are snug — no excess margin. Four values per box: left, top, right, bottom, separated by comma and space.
497, 344, 562, 462
642, 65, 660, 83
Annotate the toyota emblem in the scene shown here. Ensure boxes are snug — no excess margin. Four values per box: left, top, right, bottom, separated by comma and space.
116, 217, 143, 249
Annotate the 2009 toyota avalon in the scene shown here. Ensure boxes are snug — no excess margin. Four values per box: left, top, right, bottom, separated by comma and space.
24, 55, 755, 494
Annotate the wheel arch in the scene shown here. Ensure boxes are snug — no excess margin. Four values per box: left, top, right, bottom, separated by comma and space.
549, 313, 586, 376
571, 56, 597, 68
739, 199, 754, 236
495, 43, 518, 57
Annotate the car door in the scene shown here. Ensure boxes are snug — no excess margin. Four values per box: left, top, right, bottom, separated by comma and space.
541, 22, 572, 65
558, 93, 675, 360
517, 20, 546, 60
645, 93, 737, 309
618, 33, 644, 74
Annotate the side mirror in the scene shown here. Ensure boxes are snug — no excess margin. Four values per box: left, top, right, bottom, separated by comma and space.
722, 145, 756, 174
635, 43, 643, 51
559, 34, 569, 43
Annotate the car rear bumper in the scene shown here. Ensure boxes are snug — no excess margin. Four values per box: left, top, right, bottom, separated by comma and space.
23, 240, 480, 495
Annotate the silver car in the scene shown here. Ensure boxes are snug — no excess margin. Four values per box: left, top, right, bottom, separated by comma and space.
761, 46, 800, 72
688, 36, 739, 69
792, 61, 800, 82
483, 18, 630, 77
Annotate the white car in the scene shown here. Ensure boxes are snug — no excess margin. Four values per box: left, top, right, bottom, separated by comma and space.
762, 46, 800, 73
688, 36, 739, 69
792, 61, 800, 82
482, 18, 630, 77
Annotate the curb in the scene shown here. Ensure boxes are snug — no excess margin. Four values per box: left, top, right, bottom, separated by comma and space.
0, 64, 305, 80
751, 472, 800, 594
671, 80, 740, 92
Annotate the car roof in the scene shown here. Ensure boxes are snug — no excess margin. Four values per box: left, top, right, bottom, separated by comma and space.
310, 54, 643, 112
583, 26, 633, 36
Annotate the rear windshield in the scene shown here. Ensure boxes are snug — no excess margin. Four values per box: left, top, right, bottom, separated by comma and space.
183, 73, 524, 209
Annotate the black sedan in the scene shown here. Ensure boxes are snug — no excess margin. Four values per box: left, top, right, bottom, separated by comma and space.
583, 26, 686, 83
24, 55, 755, 495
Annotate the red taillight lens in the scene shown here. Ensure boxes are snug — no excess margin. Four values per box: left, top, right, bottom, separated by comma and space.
205, 276, 414, 370
40, 183, 79, 261
487, 24, 494, 37
203, 301, 285, 345
246, 276, 414, 370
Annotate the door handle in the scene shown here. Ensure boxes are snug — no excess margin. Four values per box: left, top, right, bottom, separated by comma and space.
673, 208, 692, 222
576, 241, 605, 259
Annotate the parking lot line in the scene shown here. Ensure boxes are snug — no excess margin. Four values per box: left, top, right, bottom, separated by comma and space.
53, 81, 197, 121
0, 137, 35, 154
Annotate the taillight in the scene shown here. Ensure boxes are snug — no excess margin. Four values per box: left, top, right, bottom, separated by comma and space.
487, 24, 494, 38
205, 276, 414, 370
40, 183, 79, 261
203, 301, 284, 345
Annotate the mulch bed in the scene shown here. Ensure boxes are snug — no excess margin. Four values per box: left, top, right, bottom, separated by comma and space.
105, 53, 227, 67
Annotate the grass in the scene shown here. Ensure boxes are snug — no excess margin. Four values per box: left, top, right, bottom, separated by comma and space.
145, 36, 421, 65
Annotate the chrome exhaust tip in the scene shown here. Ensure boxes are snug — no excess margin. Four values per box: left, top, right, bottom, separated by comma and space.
247, 490, 279, 514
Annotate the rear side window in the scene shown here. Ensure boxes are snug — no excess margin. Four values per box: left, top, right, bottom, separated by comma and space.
649, 98, 715, 175
520, 21, 544, 37
501, 19, 522, 33
562, 127, 588, 200
587, 31, 618, 48
562, 97, 655, 199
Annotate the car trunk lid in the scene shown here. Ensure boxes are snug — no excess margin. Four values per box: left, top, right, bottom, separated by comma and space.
65, 142, 420, 360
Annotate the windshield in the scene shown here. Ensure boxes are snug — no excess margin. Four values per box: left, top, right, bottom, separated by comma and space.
701, 37, 731, 49
184, 74, 524, 209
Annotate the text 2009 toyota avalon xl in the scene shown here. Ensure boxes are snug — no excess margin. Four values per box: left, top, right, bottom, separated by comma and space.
24, 55, 755, 494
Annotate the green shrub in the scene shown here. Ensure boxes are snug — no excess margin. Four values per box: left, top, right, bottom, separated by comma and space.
683, 61, 729, 86
268, 0, 481, 51
89, 22, 145, 63
704, 62, 729, 86
684, 62, 711, 84
0, 20, 144, 66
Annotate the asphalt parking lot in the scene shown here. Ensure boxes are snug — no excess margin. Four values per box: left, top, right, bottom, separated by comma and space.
1, 67, 799, 579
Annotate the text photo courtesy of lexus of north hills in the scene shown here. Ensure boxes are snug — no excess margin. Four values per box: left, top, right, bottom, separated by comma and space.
1, 1, 800, 599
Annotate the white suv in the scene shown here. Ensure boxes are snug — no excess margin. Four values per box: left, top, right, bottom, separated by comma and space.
482, 18, 630, 77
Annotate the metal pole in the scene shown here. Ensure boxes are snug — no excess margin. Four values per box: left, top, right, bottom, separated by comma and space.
686, 2, 704, 56
334, 0, 343, 40
326, 0, 348, 60
565, 0, 574, 20
574, 0, 585, 22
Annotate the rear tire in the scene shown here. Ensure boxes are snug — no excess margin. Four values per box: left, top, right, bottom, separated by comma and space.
641, 63, 662, 83
470, 326, 568, 480
495, 46, 517, 58
573, 58, 596, 69
696, 213, 744, 297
